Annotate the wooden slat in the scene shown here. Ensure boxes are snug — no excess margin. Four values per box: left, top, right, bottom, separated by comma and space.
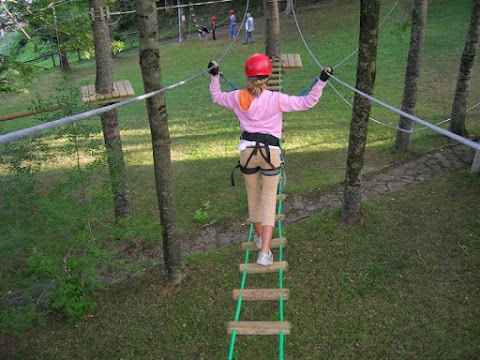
242, 237, 287, 251
239, 261, 288, 274
266, 86, 283, 91
246, 214, 285, 224
227, 321, 291, 335
81, 80, 135, 105
267, 79, 282, 85
112, 82, 122, 98
279, 53, 303, 70
121, 79, 135, 96
233, 288, 289, 301
293, 53, 303, 68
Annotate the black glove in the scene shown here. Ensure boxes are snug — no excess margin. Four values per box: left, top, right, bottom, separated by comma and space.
208, 61, 219, 76
319, 67, 333, 81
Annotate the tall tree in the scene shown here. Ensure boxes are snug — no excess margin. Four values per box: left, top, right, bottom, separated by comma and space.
136, 0, 185, 283
449, 0, 480, 136
264, 0, 280, 58
342, 0, 380, 224
394, 0, 429, 151
89, 0, 132, 220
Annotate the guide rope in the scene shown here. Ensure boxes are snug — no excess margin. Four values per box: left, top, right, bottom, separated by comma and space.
290, 3, 480, 151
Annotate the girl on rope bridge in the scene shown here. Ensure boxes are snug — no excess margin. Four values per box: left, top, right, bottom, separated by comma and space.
208, 53, 333, 266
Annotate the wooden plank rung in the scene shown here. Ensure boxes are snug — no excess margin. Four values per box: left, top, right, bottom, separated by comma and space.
267, 79, 282, 85
241, 237, 287, 251
227, 321, 291, 335
81, 80, 135, 105
239, 261, 288, 274
280, 53, 303, 70
266, 85, 283, 91
233, 288, 290, 301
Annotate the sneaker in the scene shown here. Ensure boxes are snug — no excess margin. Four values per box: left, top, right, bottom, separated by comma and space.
257, 250, 273, 266
253, 234, 262, 249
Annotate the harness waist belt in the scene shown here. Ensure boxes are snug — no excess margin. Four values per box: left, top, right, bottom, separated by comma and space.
240, 131, 280, 146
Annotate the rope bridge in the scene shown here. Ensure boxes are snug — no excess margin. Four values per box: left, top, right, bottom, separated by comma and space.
227, 169, 289, 359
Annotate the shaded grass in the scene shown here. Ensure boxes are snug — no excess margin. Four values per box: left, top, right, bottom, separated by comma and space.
1, 171, 479, 359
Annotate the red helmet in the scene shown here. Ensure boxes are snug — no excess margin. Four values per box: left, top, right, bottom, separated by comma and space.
244, 53, 272, 79
211, 16, 217, 20
229, 9, 235, 14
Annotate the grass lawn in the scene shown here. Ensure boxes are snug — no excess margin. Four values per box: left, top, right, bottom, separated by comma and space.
0, 0, 480, 357
1, 171, 479, 359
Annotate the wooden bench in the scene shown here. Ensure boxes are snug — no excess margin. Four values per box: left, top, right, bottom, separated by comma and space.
81, 80, 135, 105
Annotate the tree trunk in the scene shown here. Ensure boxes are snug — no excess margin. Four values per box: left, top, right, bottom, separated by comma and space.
89, 0, 132, 221
59, 46, 71, 71
137, 0, 185, 283
449, 0, 480, 136
394, 0, 428, 151
264, 0, 280, 58
342, 0, 380, 224
284, 0, 294, 15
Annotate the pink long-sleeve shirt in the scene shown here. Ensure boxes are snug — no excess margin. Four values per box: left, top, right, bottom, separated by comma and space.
209, 75, 327, 140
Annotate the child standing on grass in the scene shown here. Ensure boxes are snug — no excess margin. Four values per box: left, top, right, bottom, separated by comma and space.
229, 9, 236, 37
208, 54, 332, 266
211, 15, 217, 40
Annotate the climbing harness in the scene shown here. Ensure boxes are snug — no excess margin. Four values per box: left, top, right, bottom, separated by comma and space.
230, 132, 283, 186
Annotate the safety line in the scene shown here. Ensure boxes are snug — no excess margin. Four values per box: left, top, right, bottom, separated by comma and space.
290, 3, 480, 152
0, 0, 251, 146
0, 69, 209, 145
333, 0, 400, 69
290, 0, 414, 133
217, 0, 251, 63
330, 74, 480, 151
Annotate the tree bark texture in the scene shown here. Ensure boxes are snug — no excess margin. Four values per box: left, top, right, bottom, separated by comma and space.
284, 0, 295, 16
90, 0, 132, 220
342, 0, 380, 224
137, 0, 185, 283
449, 0, 480, 136
264, 0, 280, 58
394, 0, 428, 151
59, 47, 71, 72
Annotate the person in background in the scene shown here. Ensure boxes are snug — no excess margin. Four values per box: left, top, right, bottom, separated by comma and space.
197, 25, 209, 38
243, 13, 254, 44
208, 54, 333, 266
211, 15, 217, 40
229, 9, 236, 37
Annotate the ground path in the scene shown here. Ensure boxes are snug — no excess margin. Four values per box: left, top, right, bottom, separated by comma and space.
184, 142, 476, 255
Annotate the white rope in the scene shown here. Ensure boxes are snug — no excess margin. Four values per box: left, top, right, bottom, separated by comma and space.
291, 2, 480, 151
291, 3, 404, 132
0, 0, 251, 145
334, 0, 400, 69
217, 0, 251, 63
0, 70, 209, 145
329, 74, 480, 151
